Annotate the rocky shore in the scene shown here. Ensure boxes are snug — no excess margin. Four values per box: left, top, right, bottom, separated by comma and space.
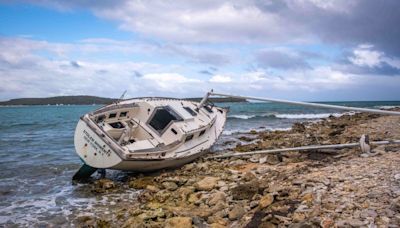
74, 110, 400, 228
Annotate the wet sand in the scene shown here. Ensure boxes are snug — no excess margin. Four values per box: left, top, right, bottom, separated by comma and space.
73, 110, 400, 227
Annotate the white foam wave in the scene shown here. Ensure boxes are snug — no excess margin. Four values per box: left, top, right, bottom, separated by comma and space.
228, 113, 275, 119
228, 114, 256, 119
275, 113, 344, 119
223, 127, 291, 135
376, 105, 399, 110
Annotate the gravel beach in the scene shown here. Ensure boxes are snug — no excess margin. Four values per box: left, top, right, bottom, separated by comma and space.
74, 110, 400, 228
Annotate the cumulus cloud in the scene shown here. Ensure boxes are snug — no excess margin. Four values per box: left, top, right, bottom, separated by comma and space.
209, 75, 232, 83
335, 44, 400, 76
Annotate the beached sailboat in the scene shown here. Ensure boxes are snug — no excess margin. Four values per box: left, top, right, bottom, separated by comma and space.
73, 90, 400, 180
73, 92, 227, 180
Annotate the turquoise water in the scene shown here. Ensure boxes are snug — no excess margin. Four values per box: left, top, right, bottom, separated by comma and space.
0, 101, 400, 225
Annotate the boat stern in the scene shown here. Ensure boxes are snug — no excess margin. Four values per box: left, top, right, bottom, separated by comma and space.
74, 117, 122, 169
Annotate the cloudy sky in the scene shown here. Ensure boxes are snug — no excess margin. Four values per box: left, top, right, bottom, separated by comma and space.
1, 0, 399, 101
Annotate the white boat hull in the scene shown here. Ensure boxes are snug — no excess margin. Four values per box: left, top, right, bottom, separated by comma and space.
74, 96, 227, 173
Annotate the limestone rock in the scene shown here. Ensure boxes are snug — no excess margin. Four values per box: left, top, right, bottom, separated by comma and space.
259, 194, 274, 209
195, 176, 219, 191
231, 180, 259, 200
228, 204, 245, 221
165, 217, 192, 228
208, 191, 226, 206
162, 181, 178, 191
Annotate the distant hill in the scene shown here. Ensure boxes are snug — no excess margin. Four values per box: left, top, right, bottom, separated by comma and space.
0, 95, 246, 106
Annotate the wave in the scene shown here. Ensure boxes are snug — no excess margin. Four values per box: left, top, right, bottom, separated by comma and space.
223, 127, 291, 135
275, 113, 344, 119
228, 112, 347, 120
228, 113, 275, 119
375, 105, 400, 110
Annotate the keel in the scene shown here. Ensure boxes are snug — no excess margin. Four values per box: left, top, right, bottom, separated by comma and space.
72, 164, 98, 181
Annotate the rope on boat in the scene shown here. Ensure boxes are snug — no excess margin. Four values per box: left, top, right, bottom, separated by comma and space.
209, 137, 400, 159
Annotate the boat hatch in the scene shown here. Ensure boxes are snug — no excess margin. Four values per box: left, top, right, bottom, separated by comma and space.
148, 106, 183, 134
183, 106, 197, 116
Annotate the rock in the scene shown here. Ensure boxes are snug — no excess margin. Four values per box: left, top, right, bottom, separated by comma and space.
345, 218, 365, 227
288, 222, 313, 228
138, 209, 165, 220
229, 159, 246, 166
265, 154, 281, 165
259, 194, 274, 209
96, 178, 115, 190
183, 163, 195, 171
391, 197, 400, 212
320, 218, 334, 228
195, 177, 219, 191
188, 192, 202, 204
129, 177, 155, 189
292, 123, 306, 132
208, 191, 226, 206
231, 180, 259, 200
301, 192, 313, 203
162, 181, 178, 191
211, 202, 228, 213
259, 156, 268, 164
360, 209, 378, 219
154, 190, 171, 203
249, 156, 259, 163
292, 212, 307, 222
165, 217, 192, 228
243, 172, 257, 182
394, 173, 400, 180
210, 223, 226, 228
177, 187, 195, 201
146, 185, 160, 193
122, 217, 145, 228
228, 204, 245, 221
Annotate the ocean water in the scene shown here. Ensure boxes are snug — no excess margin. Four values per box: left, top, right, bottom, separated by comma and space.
1, 101, 400, 226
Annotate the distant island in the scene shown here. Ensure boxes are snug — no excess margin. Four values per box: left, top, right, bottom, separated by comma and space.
0, 95, 246, 106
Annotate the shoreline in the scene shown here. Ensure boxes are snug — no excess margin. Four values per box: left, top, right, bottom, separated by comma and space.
72, 110, 400, 227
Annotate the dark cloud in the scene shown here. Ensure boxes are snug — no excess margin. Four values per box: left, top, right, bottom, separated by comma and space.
256, 50, 311, 70
279, 0, 400, 57
133, 70, 143, 78
335, 61, 400, 76
70, 61, 80, 68
199, 70, 212, 75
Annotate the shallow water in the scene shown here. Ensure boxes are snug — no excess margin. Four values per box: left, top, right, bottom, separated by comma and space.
0, 101, 399, 226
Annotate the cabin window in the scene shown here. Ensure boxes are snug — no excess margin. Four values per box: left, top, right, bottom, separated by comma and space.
109, 122, 125, 129
148, 106, 183, 133
185, 134, 194, 142
203, 105, 213, 113
96, 115, 105, 123
199, 129, 206, 136
109, 113, 117, 118
171, 128, 178, 135
183, 106, 197, 116
120, 111, 128, 117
